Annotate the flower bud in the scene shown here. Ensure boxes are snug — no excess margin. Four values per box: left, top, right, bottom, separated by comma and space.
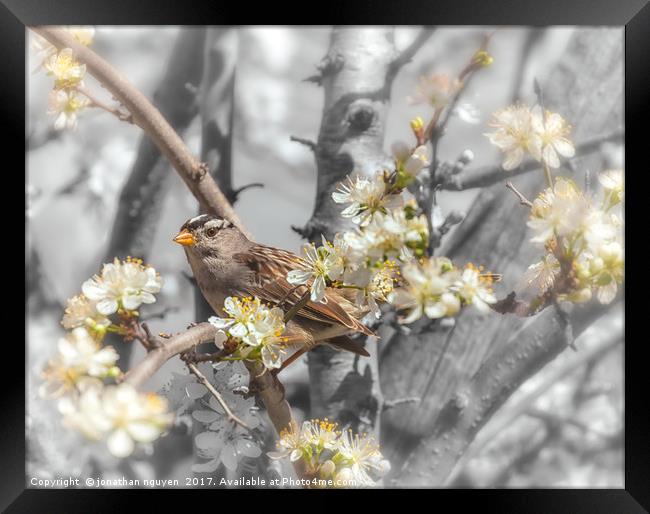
106, 366, 122, 378
441, 293, 461, 316
214, 330, 228, 349
410, 116, 425, 133
319, 459, 336, 478
472, 50, 493, 68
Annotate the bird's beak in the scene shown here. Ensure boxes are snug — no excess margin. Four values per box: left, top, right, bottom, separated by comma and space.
173, 229, 195, 247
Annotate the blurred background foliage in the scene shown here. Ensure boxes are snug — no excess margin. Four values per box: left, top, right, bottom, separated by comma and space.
26, 26, 623, 487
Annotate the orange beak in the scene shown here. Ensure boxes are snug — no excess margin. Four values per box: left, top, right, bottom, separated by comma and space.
173, 229, 195, 247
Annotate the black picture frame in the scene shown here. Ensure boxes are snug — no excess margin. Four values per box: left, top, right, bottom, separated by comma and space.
6, 0, 647, 511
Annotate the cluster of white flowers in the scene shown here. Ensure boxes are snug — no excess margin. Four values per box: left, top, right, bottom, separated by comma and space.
41, 327, 120, 398
269, 419, 390, 488
522, 172, 623, 304
208, 296, 289, 370
485, 103, 575, 171
32, 27, 95, 129
287, 110, 497, 322
389, 258, 497, 323
41, 256, 171, 457
58, 382, 173, 458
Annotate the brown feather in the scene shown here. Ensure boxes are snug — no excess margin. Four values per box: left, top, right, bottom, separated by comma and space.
233, 244, 375, 337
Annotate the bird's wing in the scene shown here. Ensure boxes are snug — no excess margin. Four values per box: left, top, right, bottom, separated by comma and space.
233, 244, 374, 337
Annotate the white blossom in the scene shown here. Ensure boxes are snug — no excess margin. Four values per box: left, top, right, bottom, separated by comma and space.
392, 141, 430, 179
82, 257, 163, 315
335, 430, 391, 487
484, 104, 538, 170
529, 105, 575, 169
343, 208, 428, 263
452, 264, 497, 313
287, 240, 344, 302
47, 88, 89, 130
527, 178, 591, 244
60, 383, 173, 458
354, 262, 399, 318
268, 419, 390, 488
209, 297, 288, 370
61, 294, 111, 332
388, 257, 460, 323
518, 254, 561, 295
43, 48, 86, 88
41, 327, 119, 397
598, 169, 624, 205
332, 172, 402, 226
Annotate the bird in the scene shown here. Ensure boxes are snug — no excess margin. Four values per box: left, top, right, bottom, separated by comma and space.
173, 214, 373, 371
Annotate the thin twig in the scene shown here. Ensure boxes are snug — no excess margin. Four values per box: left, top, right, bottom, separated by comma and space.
185, 362, 251, 431
290, 135, 317, 152
420, 33, 493, 254
441, 130, 623, 191
505, 181, 533, 208
388, 27, 436, 74
76, 85, 134, 124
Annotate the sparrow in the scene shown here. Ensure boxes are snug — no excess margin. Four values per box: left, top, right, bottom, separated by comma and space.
173, 214, 373, 370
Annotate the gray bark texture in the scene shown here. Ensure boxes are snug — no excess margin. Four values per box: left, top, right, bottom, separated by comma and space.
378, 28, 622, 486
302, 28, 412, 435
194, 28, 239, 324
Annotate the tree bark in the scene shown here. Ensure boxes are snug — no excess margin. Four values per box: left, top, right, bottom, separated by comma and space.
301, 28, 432, 434
379, 27, 623, 485
194, 28, 238, 324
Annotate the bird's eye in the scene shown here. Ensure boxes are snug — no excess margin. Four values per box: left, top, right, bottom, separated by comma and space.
206, 227, 218, 238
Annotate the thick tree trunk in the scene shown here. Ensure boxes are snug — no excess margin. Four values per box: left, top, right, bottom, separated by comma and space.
301, 28, 402, 434
379, 27, 623, 486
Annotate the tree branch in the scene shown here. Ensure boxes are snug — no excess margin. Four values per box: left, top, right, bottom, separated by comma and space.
444, 330, 621, 486
123, 322, 216, 387
387, 27, 435, 78
380, 27, 623, 485
441, 131, 623, 191
123, 322, 296, 437
303, 28, 405, 437
185, 362, 250, 431
33, 27, 251, 239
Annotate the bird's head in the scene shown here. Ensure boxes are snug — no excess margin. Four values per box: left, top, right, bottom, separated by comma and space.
173, 214, 239, 257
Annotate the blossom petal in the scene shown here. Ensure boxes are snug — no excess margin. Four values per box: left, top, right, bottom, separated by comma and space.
107, 429, 135, 458
552, 137, 575, 158
127, 421, 162, 443
287, 269, 312, 285
96, 298, 118, 315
